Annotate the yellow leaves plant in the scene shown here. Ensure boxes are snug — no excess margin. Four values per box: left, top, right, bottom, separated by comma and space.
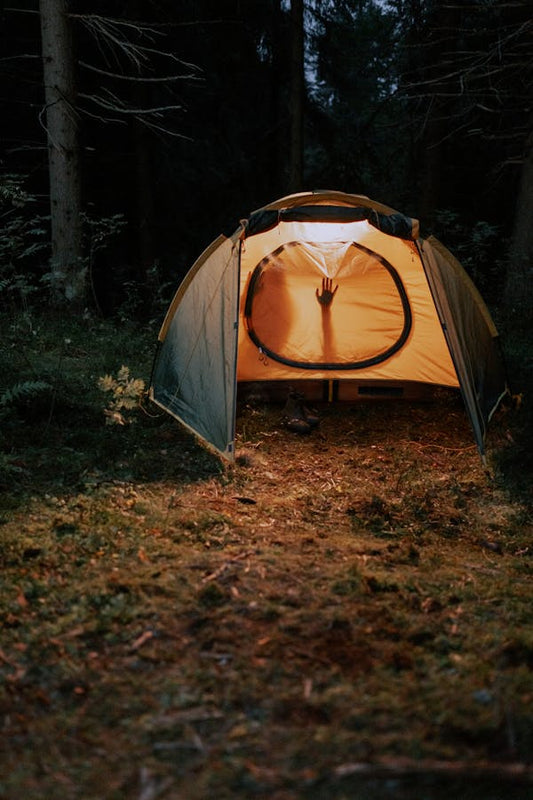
97, 365, 145, 425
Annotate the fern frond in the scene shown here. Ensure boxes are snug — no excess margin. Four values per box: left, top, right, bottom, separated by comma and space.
0, 381, 52, 407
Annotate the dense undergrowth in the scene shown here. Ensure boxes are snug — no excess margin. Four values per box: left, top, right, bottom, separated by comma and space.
0, 309, 531, 800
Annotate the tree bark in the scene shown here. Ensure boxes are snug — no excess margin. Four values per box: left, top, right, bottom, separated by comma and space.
505, 127, 533, 316
39, 0, 84, 305
288, 0, 305, 192
415, 2, 460, 226
134, 120, 155, 262
269, 0, 286, 198
130, 0, 155, 299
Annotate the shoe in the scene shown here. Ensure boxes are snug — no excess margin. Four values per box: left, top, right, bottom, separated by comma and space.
302, 403, 319, 427
283, 390, 319, 434
286, 416, 312, 434
287, 390, 320, 427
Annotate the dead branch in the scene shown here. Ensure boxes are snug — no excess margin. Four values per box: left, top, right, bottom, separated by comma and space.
78, 60, 201, 82
201, 551, 255, 584
78, 90, 184, 116
333, 758, 533, 784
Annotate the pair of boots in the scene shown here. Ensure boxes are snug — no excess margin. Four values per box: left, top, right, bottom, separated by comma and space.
283, 390, 319, 434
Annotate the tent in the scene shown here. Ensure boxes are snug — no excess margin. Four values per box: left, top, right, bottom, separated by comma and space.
149, 190, 508, 462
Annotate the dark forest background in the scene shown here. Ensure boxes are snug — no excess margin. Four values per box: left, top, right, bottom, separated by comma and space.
1, 0, 532, 321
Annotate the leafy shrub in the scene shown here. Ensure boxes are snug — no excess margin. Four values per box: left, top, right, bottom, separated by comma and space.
0, 174, 49, 310
0, 380, 52, 411
0, 380, 53, 426
97, 365, 146, 425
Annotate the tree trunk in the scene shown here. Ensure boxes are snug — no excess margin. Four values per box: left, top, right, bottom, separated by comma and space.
130, 0, 155, 306
288, 0, 305, 192
505, 128, 533, 317
134, 119, 155, 266
415, 3, 460, 226
269, 0, 286, 197
39, 0, 84, 305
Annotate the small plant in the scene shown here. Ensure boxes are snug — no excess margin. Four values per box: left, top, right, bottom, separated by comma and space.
0, 380, 52, 426
0, 380, 52, 411
0, 174, 49, 312
80, 212, 127, 314
97, 365, 146, 425
0, 451, 26, 488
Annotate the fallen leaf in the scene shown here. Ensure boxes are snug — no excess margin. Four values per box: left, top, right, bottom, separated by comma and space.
0, 648, 14, 665
16, 590, 28, 608
131, 630, 154, 651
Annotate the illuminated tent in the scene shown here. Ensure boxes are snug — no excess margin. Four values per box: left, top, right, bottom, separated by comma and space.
150, 191, 508, 461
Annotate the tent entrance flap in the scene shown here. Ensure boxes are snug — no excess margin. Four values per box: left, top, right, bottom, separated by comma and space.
419, 237, 509, 456
243, 240, 412, 370
150, 235, 240, 459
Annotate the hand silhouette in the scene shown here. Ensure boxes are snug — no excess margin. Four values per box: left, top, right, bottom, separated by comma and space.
316, 277, 338, 307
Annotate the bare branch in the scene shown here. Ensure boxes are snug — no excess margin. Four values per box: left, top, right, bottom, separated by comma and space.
69, 13, 165, 37
76, 98, 191, 140
4, 7, 40, 13
76, 105, 128, 127
136, 116, 192, 140
78, 90, 184, 116
0, 54, 40, 62
72, 13, 202, 84
75, 15, 151, 72
78, 60, 202, 83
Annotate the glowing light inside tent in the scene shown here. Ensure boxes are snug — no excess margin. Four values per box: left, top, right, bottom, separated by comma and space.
244, 240, 408, 368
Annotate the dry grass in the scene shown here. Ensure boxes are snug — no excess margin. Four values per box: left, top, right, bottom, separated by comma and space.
1, 360, 532, 799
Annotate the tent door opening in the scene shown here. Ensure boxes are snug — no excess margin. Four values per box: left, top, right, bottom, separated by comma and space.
243, 240, 412, 370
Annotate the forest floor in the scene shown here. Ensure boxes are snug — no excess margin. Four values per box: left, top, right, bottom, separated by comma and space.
0, 312, 532, 800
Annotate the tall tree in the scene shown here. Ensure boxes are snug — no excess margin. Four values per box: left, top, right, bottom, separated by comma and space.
39, 0, 84, 304
36, 1, 200, 308
307, 0, 401, 198
392, 0, 533, 307
288, 0, 305, 191
506, 127, 533, 314
402, 1, 461, 223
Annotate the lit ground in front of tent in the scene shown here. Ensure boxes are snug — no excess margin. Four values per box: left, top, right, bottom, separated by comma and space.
1, 339, 532, 799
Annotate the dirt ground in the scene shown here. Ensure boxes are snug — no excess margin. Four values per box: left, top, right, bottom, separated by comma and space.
1, 383, 532, 799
